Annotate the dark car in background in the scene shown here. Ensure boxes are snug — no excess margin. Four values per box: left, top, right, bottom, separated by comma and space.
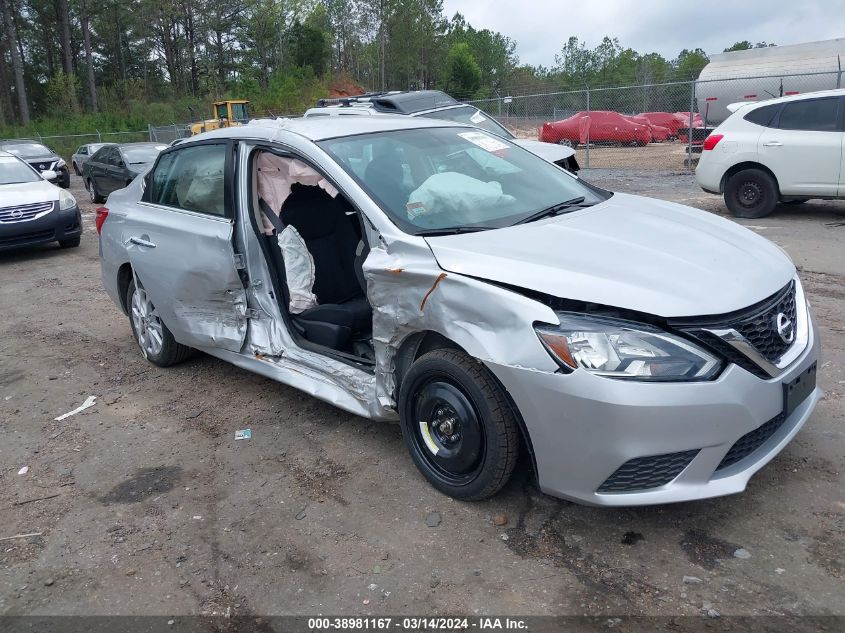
82, 142, 167, 203
0, 140, 70, 188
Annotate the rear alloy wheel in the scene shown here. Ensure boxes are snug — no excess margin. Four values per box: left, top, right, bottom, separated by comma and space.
399, 349, 519, 500
88, 179, 105, 204
126, 279, 192, 367
725, 168, 778, 218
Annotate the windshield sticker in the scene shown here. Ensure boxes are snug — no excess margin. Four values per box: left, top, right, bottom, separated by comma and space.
406, 201, 429, 219
469, 111, 487, 124
458, 131, 509, 153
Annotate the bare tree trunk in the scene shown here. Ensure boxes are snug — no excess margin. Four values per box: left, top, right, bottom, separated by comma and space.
0, 0, 29, 124
79, 0, 97, 111
57, 0, 80, 111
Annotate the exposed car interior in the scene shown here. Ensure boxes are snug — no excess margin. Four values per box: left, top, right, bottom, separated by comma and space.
252, 150, 374, 361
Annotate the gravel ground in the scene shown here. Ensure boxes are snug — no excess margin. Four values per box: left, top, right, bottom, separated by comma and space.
1, 171, 843, 620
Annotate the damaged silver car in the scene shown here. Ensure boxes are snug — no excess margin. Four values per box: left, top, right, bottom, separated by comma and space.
98, 116, 820, 506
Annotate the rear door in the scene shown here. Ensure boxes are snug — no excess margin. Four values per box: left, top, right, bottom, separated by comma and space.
758, 96, 843, 196
123, 141, 248, 352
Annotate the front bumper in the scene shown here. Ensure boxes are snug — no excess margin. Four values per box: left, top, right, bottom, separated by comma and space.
0, 204, 82, 251
486, 315, 820, 506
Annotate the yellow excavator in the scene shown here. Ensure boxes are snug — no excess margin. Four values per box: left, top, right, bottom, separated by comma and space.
191, 100, 250, 135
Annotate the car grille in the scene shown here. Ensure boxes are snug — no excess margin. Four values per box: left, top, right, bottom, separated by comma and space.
732, 282, 796, 362
0, 229, 54, 246
0, 201, 54, 224
676, 281, 798, 379
597, 449, 699, 493
716, 412, 787, 471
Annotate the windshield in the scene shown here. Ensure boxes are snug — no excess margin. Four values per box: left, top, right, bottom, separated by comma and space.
1, 142, 53, 158
0, 157, 41, 184
319, 127, 607, 234
123, 145, 164, 164
231, 103, 249, 121
417, 106, 515, 139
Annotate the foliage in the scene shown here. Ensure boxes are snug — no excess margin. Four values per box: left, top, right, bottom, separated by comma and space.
724, 41, 777, 52
443, 43, 481, 99
0, 0, 775, 133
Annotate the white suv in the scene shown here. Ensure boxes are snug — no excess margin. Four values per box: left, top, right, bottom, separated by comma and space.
696, 89, 845, 218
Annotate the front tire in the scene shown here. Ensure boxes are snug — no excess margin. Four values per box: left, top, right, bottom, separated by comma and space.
725, 169, 778, 218
398, 349, 519, 500
126, 279, 192, 367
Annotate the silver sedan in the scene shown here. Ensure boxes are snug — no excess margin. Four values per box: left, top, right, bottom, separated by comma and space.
96, 116, 820, 505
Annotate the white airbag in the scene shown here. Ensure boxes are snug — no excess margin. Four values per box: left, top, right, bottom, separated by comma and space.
406, 172, 516, 226
277, 225, 317, 314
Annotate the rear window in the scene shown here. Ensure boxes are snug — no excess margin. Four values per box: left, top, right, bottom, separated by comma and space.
743, 104, 779, 127
777, 97, 841, 132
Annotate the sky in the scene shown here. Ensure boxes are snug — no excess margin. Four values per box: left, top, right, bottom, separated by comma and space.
441, 0, 845, 67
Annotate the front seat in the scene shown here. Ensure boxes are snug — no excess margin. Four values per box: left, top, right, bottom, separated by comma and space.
364, 154, 409, 214
280, 183, 371, 350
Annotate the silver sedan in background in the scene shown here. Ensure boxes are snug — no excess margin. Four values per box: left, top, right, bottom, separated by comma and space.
96, 116, 820, 506
71, 142, 112, 176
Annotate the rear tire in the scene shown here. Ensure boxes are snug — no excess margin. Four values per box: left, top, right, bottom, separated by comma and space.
398, 349, 519, 501
126, 279, 193, 367
724, 168, 778, 219
87, 178, 105, 204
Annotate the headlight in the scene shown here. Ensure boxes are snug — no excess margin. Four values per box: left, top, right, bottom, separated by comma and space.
55, 159, 66, 168
58, 190, 77, 210
535, 313, 722, 381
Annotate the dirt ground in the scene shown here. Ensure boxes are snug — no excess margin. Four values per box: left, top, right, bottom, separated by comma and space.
1, 171, 844, 621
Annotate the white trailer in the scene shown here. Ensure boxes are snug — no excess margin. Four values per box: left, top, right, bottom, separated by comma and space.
696, 38, 845, 125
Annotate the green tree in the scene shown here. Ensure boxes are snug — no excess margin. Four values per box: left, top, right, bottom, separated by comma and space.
443, 42, 480, 99
724, 41, 776, 52
673, 48, 709, 80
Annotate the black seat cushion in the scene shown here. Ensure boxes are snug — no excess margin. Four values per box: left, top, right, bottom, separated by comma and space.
297, 296, 371, 332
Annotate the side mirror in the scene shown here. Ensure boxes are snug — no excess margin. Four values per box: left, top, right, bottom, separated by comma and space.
41, 170, 58, 181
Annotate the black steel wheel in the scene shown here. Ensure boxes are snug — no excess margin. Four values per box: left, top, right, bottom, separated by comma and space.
399, 349, 519, 500
725, 168, 777, 218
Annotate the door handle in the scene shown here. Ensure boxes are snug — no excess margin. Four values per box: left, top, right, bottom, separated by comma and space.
127, 236, 156, 248
763, 141, 783, 147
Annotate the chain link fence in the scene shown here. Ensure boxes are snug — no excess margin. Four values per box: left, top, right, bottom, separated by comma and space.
148, 123, 193, 144
468, 70, 844, 171
5, 69, 842, 171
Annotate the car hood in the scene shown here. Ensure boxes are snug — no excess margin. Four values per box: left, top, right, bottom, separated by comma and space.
21, 155, 60, 164
127, 162, 153, 175
0, 180, 59, 205
512, 139, 575, 164
424, 192, 795, 318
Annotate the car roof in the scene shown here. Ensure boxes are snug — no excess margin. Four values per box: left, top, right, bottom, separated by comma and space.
115, 141, 166, 149
745, 87, 845, 110
316, 90, 460, 114
191, 114, 465, 143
